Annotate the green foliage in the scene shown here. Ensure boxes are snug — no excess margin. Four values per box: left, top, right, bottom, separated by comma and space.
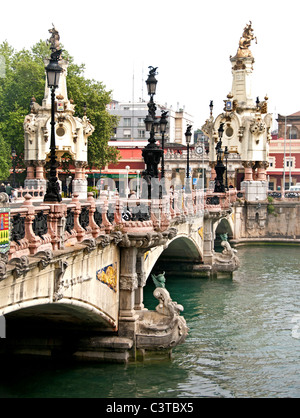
0, 39, 120, 174
267, 196, 277, 215
0, 132, 11, 181
87, 186, 99, 198
267, 204, 276, 215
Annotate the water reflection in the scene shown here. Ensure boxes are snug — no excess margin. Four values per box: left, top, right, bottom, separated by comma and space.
1, 246, 300, 398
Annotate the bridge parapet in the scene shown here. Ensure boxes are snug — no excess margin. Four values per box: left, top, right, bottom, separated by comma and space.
7, 188, 228, 261
4, 187, 237, 281
204, 189, 237, 211
0, 185, 241, 361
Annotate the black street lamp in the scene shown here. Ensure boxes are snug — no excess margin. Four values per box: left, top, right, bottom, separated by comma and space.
224, 146, 229, 190
209, 100, 214, 117
185, 125, 193, 193
142, 66, 163, 199
214, 122, 226, 193
11, 146, 16, 188
43, 43, 63, 203
159, 110, 168, 197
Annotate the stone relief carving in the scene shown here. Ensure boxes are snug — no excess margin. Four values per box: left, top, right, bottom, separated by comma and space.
250, 115, 266, 137
35, 249, 53, 269
110, 231, 123, 245
136, 271, 189, 351
0, 253, 8, 280
8, 255, 30, 278
119, 273, 138, 291
53, 260, 68, 301
153, 287, 184, 318
212, 236, 240, 272
82, 237, 96, 254
24, 114, 37, 139
98, 234, 111, 248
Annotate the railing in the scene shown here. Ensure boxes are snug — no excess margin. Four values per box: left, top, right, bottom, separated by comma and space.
268, 191, 300, 200
14, 186, 45, 201
8, 188, 236, 261
204, 188, 237, 210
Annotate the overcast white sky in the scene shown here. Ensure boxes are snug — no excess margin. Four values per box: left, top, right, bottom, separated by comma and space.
1, 0, 300, 130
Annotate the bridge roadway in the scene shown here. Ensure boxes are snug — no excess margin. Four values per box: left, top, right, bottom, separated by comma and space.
0, 189, 238, 362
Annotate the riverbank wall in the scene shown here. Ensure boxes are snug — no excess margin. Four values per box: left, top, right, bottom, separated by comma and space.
231, 199, 300, 245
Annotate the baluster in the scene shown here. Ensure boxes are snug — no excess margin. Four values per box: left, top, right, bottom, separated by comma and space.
87, 192, 101, 238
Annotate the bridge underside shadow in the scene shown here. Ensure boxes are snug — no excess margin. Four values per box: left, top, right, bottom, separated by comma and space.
151, 236, 205, 278
214, 217, 234, 251
1, 302, 116, 360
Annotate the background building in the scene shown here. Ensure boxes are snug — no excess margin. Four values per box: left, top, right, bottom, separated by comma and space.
202, 22, 273, 199
267, 112, 300, 191
102, 100, 196, 190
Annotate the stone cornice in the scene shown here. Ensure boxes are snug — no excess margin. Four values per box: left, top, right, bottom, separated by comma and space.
118, 228, 177, 250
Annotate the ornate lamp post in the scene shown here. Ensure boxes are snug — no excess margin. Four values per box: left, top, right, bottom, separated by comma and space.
214, 122, 226, 193
11, 147, 16, 188
136, 170, 140, 199
159, 110, 168, 197
224, 145, 229, 190
185, 125, 192, 193
209, 100, 214, 117
125, 165, 130, 198
142, 66, 163, 199
43, 31, 63, 203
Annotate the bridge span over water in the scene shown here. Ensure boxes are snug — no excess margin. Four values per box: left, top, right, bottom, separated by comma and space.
0, 189, 238, 362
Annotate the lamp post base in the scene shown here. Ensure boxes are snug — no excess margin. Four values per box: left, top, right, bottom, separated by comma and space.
44, 178, 62, 203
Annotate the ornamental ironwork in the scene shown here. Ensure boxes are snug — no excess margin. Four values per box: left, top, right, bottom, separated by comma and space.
121, 204, 151, 222
94, 209, 103, 227
33, 211, 48, 239
206, 196, 220, 205
107, 204, 115, 224
79, 207, 89, 230
65, 209, 74, 233
11, 213, 25, 245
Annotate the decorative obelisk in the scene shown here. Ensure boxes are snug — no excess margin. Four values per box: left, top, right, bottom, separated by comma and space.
24, 26, 94, 199
202, 22, 272, 201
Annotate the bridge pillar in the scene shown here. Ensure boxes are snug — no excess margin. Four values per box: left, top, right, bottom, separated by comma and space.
118, 246, 139, 357
203, 216, 214, 264
134, 251, 147, 311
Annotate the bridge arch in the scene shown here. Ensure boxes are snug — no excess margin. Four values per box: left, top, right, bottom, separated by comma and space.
213, 215, 234, 250
144, 234, 203, 281
2, 298, 117, 333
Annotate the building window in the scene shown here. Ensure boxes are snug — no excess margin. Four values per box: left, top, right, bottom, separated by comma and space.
288, 127, 298, 139
286, 158, 294, 168
123, 118, 131, 127
123, 129, 131, 138
138, 118, 144, 127
269, 157, 275, 168
138, 129, 145, 139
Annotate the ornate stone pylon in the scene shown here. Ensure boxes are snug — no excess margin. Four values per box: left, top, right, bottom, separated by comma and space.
24, 27, 94, 199
202, 22, 272, 200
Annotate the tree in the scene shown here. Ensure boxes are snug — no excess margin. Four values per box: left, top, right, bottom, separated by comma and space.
0, 132, 11, 181
0, 40, 120, 174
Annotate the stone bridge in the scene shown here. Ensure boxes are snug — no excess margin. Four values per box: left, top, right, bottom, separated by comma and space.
0, 188, 239, 362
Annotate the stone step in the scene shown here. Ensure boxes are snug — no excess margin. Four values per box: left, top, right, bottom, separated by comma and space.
73, 336, 134, 363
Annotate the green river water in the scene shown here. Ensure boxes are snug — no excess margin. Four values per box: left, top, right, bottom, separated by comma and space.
1, 245, 300, 398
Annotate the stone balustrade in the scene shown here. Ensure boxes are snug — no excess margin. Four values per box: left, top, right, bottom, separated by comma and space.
204, 189, 237, 211
13, 186, 45, 201
8, 188, 233, 261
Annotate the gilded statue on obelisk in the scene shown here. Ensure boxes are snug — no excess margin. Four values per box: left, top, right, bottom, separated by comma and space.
235, 21, 257, 58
